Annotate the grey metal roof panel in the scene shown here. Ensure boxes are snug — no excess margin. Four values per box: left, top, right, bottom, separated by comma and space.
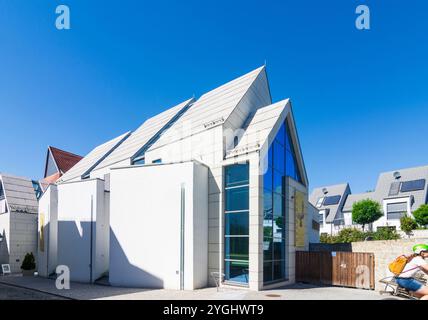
91, 98, 194, 172
0, 173, 38, 214
58, 131, 131, 183
147, 66, 267, 151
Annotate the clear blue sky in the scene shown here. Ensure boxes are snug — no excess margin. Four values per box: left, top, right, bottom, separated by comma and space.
1, 0, 427, 193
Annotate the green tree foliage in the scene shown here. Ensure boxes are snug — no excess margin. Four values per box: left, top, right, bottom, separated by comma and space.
413, 204, 428, 227
352, 199, 383, 231
400, 216, 418, 237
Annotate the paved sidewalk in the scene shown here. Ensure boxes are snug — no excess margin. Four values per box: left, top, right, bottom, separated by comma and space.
0, 274, 396, 300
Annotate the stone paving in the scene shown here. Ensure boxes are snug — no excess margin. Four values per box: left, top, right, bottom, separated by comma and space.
0, 274, 399, 300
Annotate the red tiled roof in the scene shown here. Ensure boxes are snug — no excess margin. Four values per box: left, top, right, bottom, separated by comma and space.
49, 146, 83, 175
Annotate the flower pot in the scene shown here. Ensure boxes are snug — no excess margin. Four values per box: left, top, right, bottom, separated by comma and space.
22, 269, 35, 276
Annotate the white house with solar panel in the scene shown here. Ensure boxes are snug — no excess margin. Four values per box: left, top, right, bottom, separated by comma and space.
38, 66, 320, 291
310, 165, 428, 235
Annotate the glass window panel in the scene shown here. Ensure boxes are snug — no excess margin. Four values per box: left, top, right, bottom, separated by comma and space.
273, 171, 284, 196
263, 262, 273, 283
275, 123, 286, 147
225, 260, 249, 284
263, 166, 273, 191
225, 212, 249, 236
263, 189, 273, 219
263, 237, 273, 261
225, 187, 249, 211
273, 216, 284, 237
273, 238, 285, 261
264, 225, 274, 239
273, 193, 284, 218
225, 164, 249, 188
273, 260, 285, 281
268, 145, 273, 168
224, 237, 249, 261
273, 142, 285, 175
286, 150, 297, 180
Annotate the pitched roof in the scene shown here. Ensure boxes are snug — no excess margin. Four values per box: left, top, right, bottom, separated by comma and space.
147, 66, 268, 152
0, 173, 38, 214
48, 146, 83, 175
91, 98, 194, 172
58, 132, 131, 183
309, 183, 351, 223
342, 192, 377, 212
226, 99, 289, 158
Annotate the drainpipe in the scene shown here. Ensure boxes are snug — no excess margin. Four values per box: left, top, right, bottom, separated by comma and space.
180, 183, 185, 290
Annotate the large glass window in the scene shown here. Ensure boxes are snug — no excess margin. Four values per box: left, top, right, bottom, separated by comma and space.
263, 121, 302, 284
224, 163, 249, 284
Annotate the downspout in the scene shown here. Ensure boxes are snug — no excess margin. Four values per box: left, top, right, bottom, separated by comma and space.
90, 195, 93, 283
180, 183, 185, 290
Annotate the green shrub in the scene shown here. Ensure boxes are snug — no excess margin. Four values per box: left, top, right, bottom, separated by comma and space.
352, 199, 383, 231
413, 204, 428, 227
400, 216, 418, 236
320, 233, 335, 244
21, 252, 36, 270
336, 228, 366, 243
372, 227, 401, 241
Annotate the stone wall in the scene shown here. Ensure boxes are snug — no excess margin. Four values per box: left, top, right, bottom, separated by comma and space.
351, 238, 428, 291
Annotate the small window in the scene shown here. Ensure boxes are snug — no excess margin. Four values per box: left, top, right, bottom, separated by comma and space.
0, 181, 4, 199
400, 179, 426, 193
319, 213, 324, 225
234, 136, 239, 148
316, 197, 324, 208
152, 159, 162, 164
323, 195, 341, 206
133, 157, 145, 165
386, 202, 407, 220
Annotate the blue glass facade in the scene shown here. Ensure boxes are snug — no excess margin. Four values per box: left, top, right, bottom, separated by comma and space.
224, 163, 250, 284
263, 121, 302, 284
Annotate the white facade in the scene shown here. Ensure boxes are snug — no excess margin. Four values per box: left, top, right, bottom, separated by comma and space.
38, 66, 316, 290
109, 162, 208, 290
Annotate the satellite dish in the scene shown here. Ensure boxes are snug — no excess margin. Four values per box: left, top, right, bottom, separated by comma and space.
322, 188, 328, 195
393, 171, 401, 180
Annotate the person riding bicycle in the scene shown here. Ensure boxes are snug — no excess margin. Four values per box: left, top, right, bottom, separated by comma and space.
395, 244, 428, 300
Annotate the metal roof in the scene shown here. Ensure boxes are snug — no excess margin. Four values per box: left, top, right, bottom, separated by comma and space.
309, 183, 351, 223
0, 173, 38, 214
147, 66, 268, 152
58, 132, 131, 183
91, 98, 194, 172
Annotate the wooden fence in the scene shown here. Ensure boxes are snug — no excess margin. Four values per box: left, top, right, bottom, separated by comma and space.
296, 251, 375, 290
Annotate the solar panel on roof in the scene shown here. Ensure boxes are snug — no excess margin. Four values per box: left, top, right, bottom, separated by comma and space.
400, 179, 426, 193
323, 195, 341, 206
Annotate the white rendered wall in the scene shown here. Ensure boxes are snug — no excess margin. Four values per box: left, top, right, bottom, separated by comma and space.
38, 185, 58, 277
109, 162, 208, 290
57, 179, 107, 283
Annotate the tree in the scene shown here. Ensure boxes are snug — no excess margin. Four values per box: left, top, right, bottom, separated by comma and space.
413, 204, 428, 227
352, 199, 383, 231
400, 216, 418, 237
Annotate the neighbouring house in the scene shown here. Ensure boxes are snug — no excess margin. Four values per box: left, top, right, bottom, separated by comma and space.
310, 165, 428, 235
38, 66, 319, 291
0, 173, 40, 272
40, 146, 83, 189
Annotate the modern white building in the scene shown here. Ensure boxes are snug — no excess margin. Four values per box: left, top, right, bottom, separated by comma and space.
38, 66, 319, 290
310, 165, 428, 234
0, 173, 40, 272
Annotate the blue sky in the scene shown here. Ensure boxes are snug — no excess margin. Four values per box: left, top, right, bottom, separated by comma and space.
0, 0, 427, 193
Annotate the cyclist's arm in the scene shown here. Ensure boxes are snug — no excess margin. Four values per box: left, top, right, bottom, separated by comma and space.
420, 264, 428, 275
